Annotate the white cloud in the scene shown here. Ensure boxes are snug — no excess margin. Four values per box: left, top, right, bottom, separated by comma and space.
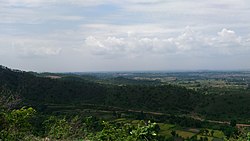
1, 0, 250, 71
0, 0, 53, 8
85, 36, 126, 56
0, 0, 85, 25
17, 46, 61, 57
83, 27, 250, 58
81, 24, 176, 37
0, 36, 62, 57
217, 28, 241, 43
0, 0, 117, 8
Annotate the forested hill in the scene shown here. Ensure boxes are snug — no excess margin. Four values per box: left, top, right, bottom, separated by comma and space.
0, 65, 106, 105
0, 65, 203, 114
2, 65, 250, 121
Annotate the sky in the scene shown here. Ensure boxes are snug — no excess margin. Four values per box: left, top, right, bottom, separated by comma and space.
1, 0, 250, 72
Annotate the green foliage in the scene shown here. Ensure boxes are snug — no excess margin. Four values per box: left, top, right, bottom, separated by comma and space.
0, 105, 248, 141
89, 120, 161, 141
0, 65, 204, 116
2, 65, 250, 141
0, 86, 21, 111
3, 65, 250, 122
248, 132, 250, 141
0, 107, 36, 140
210, 130, 214, 136
171, 130, 176, 137
230, 119, 237, 127
43, 116, 72, 139
105, 84, 201, 114
0, 65, 106, 106
91, 121, 130, 141
43, 116, 88, 140
130, 121, 160, 140
224, 132, 250, 141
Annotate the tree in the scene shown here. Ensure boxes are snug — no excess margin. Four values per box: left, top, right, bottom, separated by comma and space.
0, 107, 36, 140
230, 119, 237, 127
171, 130, 176, 137
248, 132, 250, 141
211, 130, 214, 136
200, 129, 205, 135
43, 116, 72, 139
130, 120, 160, 140
204, 129, 209, 135
0, 87, 21, 111
90, 120, 161, 141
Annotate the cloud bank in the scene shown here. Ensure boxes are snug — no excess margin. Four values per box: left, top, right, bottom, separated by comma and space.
1, 0, 250, 71
83, 27, 250, 58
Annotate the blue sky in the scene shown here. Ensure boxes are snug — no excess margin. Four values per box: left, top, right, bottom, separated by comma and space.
1, 0, 250, 72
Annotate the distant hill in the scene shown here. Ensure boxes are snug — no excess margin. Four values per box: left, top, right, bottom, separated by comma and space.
0, 65, 106, 106
1, 65, 250, 121
0, 65, 202, 113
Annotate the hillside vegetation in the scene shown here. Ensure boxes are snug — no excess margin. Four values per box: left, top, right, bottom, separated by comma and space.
1, 65, 250, 140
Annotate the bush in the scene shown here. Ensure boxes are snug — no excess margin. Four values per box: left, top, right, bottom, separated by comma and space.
0, 107, 36, 140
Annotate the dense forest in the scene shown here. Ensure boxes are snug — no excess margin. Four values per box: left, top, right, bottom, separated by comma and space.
0, 65, 202, 114
1, 65, 250, 140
